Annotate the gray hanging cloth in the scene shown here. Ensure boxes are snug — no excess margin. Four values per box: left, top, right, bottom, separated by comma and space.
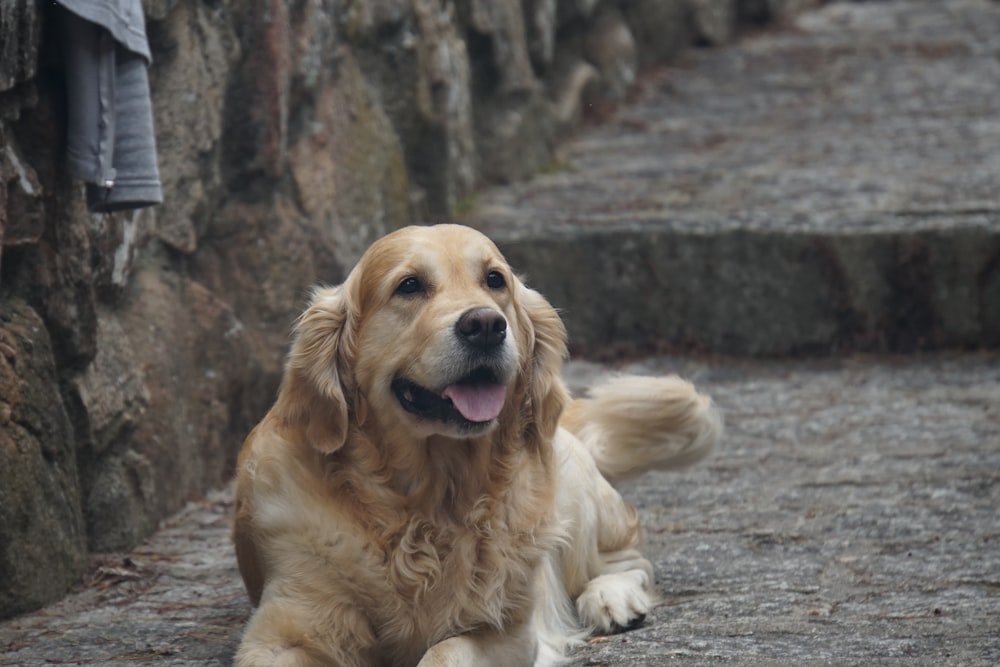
56, 0, 162, 213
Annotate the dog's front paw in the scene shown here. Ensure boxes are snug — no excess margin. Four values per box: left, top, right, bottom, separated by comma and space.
235, 647, 320, 667
576, 569, 651, 634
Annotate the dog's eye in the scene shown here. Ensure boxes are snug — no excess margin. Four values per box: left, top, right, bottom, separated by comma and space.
395, 276, 424, 296
486, 271, 506, 290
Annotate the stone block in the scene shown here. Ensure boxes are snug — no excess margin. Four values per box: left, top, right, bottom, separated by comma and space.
621, 0, 695, 68
148, 0, 238, 254
72, 263, 252, 551
410, 0, 476, 213
692, 0, 738, 46
0, 132, 44, 250
583, 7, 638, 106
0, 298, 87, 620
0, 1, 40, 93
492, 226, 1000, 356
524, 0, 557, 70
70, 314, 149, 460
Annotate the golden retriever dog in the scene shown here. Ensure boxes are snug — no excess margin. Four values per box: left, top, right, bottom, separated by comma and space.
233, 224, 722, 666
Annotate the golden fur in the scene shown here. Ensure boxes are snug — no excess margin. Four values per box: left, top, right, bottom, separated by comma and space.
233, 224, 722, 666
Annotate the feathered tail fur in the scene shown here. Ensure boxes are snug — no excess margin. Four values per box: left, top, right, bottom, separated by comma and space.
560, 374, 723, 481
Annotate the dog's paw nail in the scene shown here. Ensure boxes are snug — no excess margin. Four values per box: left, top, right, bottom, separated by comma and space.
610, 613, 646, 633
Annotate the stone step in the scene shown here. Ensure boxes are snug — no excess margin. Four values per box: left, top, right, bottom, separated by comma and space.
463, 0, 1000, 355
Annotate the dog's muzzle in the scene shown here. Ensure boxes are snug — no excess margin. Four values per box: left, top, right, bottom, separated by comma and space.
391, 307, 515, 430
392, 366, 507, 428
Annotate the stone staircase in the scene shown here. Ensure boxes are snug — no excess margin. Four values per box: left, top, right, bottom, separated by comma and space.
463, 0, 1000, 356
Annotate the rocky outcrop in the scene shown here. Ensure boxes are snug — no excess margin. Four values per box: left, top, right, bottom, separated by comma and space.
0, 299, 87, 618
0, 0, 805, 617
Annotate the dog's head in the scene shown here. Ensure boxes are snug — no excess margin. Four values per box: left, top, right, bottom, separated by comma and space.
273, 224, 568, 452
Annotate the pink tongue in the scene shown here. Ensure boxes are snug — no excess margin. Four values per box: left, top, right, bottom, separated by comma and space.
442, 383, 506, 423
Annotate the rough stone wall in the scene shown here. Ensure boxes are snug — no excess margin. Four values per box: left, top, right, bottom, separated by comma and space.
0, 0, 803, 618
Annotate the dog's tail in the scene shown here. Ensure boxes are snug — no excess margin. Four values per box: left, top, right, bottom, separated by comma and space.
561, 375, 722, 481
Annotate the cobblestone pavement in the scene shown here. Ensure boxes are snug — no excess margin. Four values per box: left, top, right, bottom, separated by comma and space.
470, 0, 1000, 239
1, 354, 997, 666
564, 354, 1000, 666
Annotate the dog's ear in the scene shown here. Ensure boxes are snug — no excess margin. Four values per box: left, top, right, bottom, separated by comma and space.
273, 286, 356, 454
516, 283, 570, 444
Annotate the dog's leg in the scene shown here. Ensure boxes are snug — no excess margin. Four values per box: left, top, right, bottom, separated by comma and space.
416, 622, 538, 667
234, 597, 375, 667
235, 646, 325, 667
555, 375, 721, 633
570, 476, 656, 634
552, 429, 658, 636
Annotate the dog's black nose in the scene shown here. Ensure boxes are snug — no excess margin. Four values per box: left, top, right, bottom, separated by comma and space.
456, 307, 507, 351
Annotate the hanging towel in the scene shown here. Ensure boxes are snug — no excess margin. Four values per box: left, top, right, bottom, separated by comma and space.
56, 1, 162, 213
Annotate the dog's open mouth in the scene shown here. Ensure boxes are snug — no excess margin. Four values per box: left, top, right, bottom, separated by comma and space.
392, 367, 507, 427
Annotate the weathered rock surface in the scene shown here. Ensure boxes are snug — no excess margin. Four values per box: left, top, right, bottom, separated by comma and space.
0, 298, 86, 619
465, 0, 1000, 356
0, 0, 786, 619
0, 353, 996, 665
